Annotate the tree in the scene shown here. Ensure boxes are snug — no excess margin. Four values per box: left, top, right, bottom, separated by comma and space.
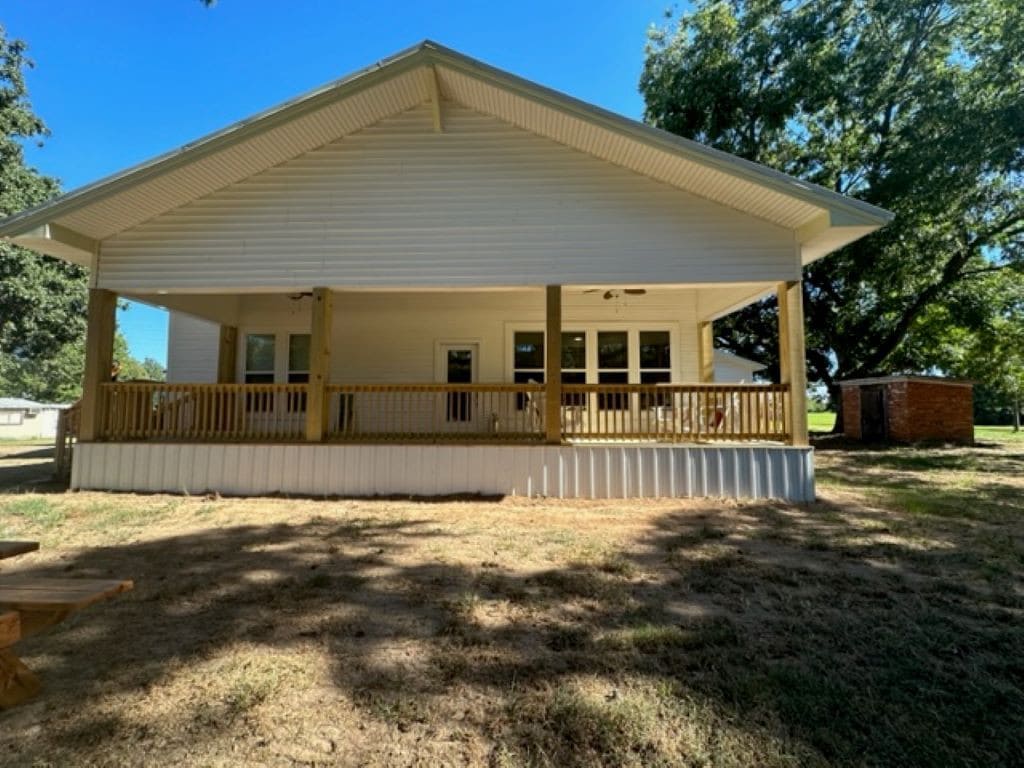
641, 0, 1024, 428
0, 26, 165, 403
0, 25, 89, 397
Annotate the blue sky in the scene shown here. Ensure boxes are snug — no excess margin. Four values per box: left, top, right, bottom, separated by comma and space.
5, 0, 677, 365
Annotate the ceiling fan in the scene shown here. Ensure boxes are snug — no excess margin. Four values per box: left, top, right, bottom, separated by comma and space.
583, 288, 648, 300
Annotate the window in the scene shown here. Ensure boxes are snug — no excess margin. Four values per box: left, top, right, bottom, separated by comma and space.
287, 334, 311, 384
244, 334, 275, 384
561, 332, 586, 406
597, 331, 629, 410
512, 331, 588, 408
0, 411, 24, 426
513, 331, 545, 409
287, 334, 310, 412
639, 331, 671, 407
244, 334, 276, 412
509, 326, 675, 411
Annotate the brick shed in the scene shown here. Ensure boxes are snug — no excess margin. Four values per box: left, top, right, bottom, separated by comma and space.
840, 376, 974, 444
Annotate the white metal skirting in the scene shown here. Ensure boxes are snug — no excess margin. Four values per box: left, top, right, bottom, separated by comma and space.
71, 443, 815, 501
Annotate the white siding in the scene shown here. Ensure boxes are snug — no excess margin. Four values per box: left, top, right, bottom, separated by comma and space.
72, 442, 815, 502
99, 105, 799, 292
0, 408, 61, 439
166, 312, 219, 383
215, 289, 701, 383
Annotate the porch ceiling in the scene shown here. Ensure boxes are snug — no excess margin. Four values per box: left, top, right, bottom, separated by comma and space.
128, 282, 778, 329
0, 43, 891, 269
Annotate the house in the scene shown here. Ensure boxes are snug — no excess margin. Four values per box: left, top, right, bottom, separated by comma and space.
0, 399, 68, 440
713, 350, 765, 384
0, 42, 892, 501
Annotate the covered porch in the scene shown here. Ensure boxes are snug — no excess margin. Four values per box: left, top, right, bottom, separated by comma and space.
66, 281, 817, 500
77, 282, 809, 448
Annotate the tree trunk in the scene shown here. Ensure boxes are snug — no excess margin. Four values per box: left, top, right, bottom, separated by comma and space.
1014, 392, 1021, 433
830, 382, 844, 434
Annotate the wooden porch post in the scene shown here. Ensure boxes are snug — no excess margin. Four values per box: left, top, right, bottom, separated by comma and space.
216, 326, 238, 383
698, 321, 715, 383
305, 287, 333, 442
777, 280, 809, 446
545, 285, 562, 444
78, 288, 117, 442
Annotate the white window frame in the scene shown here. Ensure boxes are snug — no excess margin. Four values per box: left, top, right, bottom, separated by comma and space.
0, 411, 24, 426
237, 329, 311, 384
504, 323, 681, 385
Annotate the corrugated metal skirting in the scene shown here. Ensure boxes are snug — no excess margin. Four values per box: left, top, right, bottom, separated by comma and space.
72, 443, 815, 502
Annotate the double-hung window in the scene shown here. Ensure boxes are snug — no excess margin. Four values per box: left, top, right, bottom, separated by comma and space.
244, 334, 276, 412
287, 334, 310, 411
510, 327, 674, 411
597, 331, 629, 410
511, 331, 589, 408
639, 331, 672, 407
243, 332, 311, 412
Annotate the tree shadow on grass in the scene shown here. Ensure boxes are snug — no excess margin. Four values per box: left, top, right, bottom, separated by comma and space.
0, 444, 66, 494
0, 491, 1021, 766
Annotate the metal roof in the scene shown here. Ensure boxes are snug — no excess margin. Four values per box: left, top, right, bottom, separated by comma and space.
0, 40, 892, 264
0, 397, 68, 410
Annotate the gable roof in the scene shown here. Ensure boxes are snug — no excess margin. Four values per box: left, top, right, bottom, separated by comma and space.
714, 350, 765, 373
0, 40, 891, 265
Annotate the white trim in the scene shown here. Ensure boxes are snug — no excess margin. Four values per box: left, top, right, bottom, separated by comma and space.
434, 340, 481, 383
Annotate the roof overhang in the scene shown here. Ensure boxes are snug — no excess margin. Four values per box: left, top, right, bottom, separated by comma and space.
0, 41, 892, 264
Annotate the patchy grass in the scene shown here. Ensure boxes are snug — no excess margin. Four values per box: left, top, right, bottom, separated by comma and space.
0, 435, 1021, 766
976, 424, 1024, 443
807, 410, 836, 432
1, 496, 64, 530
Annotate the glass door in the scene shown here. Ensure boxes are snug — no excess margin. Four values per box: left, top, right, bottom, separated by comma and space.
441, 344, 477, 422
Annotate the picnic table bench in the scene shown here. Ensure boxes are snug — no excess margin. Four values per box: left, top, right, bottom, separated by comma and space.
0, 541, 133, 709
0, 541, 39, 560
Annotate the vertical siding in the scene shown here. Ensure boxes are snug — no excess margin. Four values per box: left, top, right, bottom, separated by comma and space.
72, 443, 815, 502
98, 104, 799, 291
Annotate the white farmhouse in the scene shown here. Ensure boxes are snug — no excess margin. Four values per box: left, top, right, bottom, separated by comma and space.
0, 42, 891, 501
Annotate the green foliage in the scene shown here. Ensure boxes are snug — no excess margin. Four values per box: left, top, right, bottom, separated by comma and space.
641, 1, 1024, 420
0, 24, 89, 384
0, 27, 164, 402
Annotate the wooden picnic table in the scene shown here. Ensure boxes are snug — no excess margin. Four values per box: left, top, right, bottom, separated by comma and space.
0, 541, 39, 561
0, 561, 132, 708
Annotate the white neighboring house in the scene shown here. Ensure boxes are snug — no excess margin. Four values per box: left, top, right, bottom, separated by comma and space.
0, 398, 68, 440
0, 42, 892, 501
714, 350, 766, 383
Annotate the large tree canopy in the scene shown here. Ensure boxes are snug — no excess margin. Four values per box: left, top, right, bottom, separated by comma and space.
0, 26, 163, 403
641, 0, 1024, 424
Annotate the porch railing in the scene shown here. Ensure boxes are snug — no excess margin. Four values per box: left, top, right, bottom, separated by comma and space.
326, 383, 546, 442
54, 401, 80, 477
561, 383, 789, 442
99, 382, 307, 441
96, 381, 791, 444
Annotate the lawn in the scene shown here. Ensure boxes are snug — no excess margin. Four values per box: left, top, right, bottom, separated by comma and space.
807, 411, 1022, 443
0, 437, 1021, 767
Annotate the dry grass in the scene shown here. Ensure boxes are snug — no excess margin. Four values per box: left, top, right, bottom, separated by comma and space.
0, 437, 1021, 767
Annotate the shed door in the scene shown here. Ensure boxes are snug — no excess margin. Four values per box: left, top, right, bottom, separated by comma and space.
860, 385, 886, 440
